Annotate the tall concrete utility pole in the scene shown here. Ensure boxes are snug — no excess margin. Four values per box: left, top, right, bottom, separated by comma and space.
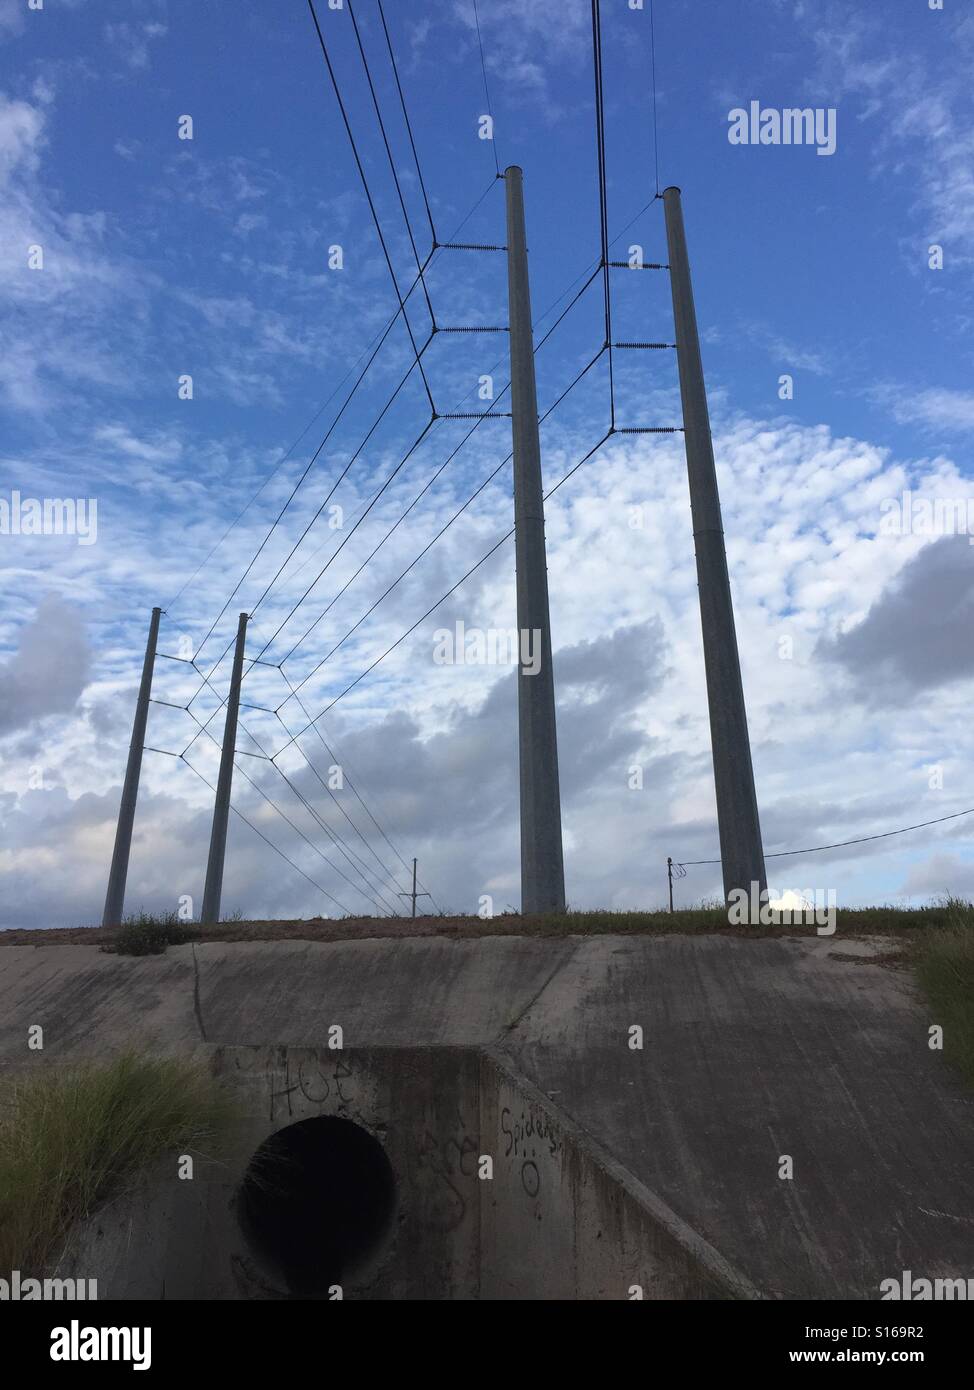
102, 606, 162, 926
663, 186, 766, 903
200, 612, 248, 924
505, 164, 566, 915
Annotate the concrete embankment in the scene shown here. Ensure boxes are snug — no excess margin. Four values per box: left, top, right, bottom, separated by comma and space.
2, 932, 971, 1298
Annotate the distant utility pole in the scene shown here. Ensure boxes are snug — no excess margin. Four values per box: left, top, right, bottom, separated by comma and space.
505, 163, 567, 916
200, 612, 248, 924
663, 186, 766, 904
102, 606, 162, 927
397, 857, 431, 919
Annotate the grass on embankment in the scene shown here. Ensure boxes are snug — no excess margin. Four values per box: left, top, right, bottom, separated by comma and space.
99, 909, 248, 955
92, 897, 974, 948
912, 900, 974, 1088
506, 899, 974, 939
101, 911, 199, 956
0, 1052, 234, 1276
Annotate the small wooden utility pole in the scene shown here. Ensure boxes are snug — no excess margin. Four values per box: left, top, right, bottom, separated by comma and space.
398, 858, 431, 919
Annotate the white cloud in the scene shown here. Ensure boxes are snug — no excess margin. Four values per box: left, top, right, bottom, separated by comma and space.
0, 91, 152, 411
0, 92, 43, 181
888, 387, 974, 433
103, 21, 167, 72
450, 0, 590, 113
807, 4, 974, 260
0, 598, 90, 736
899, 853, 974, 900
0, 0, 26, 41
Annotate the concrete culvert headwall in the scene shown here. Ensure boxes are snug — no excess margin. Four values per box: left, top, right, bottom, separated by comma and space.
56, 1042, 748, 1300
60, 1045, 485, 1300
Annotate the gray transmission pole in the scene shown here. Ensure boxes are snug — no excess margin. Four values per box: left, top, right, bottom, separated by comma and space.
200, 612, 248, 924
505, 164, 566, 915
663, 186, 766, 903
102, 606, 162, 926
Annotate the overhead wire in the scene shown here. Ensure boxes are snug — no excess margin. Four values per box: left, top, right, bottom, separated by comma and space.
377, 0, 437, 245
162, 95, 514, 919
271, 430, 612, 762
677, 806, 974, 868
276, 666, 423, 899
176, 754, 359, 918
154, 2, 674, 916
183, 672, 404, 913
472, 0, 501, 177
307, 0, 436, 415
280, 339, 606, 706
590, 0, 615, 429
649, 0, 661, 195
348, 0, 436, 325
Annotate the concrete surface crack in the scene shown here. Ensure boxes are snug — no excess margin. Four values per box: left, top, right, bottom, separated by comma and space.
191, 944, 207, 1042
497, 946, 573, 1039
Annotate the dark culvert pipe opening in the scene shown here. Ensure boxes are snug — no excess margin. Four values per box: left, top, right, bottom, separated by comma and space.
238, 1116, 396, 1297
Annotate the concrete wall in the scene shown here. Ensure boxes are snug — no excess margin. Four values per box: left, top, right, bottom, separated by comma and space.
478, 1051, 757, 1300
56, 1043, 752, 1300
8, 932, 972, 1299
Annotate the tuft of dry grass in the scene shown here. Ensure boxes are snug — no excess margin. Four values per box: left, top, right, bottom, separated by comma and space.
0, 1052, 235, 1276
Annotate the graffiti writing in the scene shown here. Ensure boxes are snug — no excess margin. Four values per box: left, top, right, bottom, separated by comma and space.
417, 1127, 479, 1232
501, 1104, 558, 1197
269, 1053, 355, 1122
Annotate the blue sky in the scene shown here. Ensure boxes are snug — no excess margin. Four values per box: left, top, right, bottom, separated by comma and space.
1, 0, 973, 928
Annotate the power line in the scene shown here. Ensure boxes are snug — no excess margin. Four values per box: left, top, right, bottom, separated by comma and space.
271, 432, 613, 761
591, 0, 615, 429
649, 0, 661, 195
184, 252, 602, 758
182, 669, 404, 913
184, 185, 652, 720
280, 667, 444, 910
377, 0, 437, 246
271, 283, 595, 670
188, 269, 430, 672
276, 667, 416, 896
348, 0, 436, 326
278, 408, 512, 667
162, 315, 413, 620
183, 183, 502, 692
257, 258, 601, 680
307, 0, 436, 414
471, 0, 500, 177
160, 151, 665, 915
252, 417, 435, 662
127, 2, 681, 926
280, 337, 606, 703
676, 806, 974, 868
171, 236, 655, 912
180, 637, 416, 907
182, 162, 498, 677
191, 708, 402, 916
175, 752, 359, 918
183, 662, 428, 912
